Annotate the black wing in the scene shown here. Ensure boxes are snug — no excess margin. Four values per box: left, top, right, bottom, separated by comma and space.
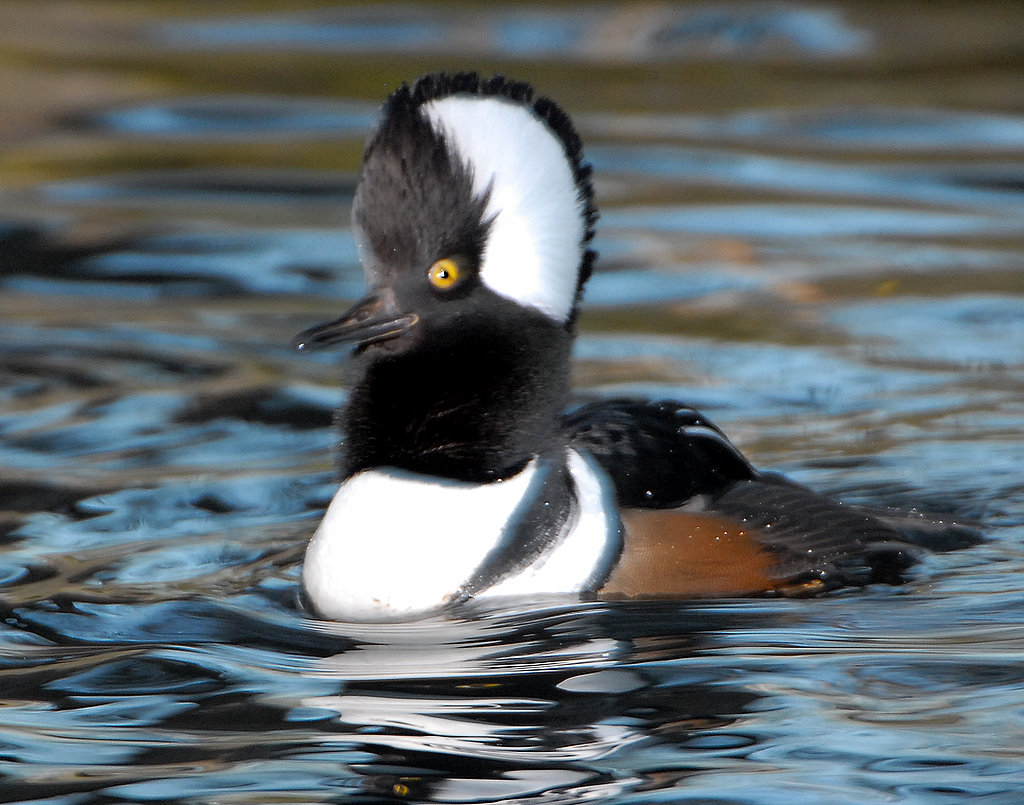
695, 473, 918, 589
566, 398, 981, 592
564, 398, 756, 508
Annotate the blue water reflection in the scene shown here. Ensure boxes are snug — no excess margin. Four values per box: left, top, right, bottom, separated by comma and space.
831, 295, 1024, 367
586, 107, 1024, 152
88, 96, 377, 139
157, 5, 869, 60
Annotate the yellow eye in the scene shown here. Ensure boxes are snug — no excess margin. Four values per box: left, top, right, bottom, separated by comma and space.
427, 257, 462, 290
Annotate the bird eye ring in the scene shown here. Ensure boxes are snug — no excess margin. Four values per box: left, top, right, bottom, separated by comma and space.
427, 258, 462, 291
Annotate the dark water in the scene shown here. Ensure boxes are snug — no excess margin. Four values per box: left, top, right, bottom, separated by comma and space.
2, 2, 1024, 803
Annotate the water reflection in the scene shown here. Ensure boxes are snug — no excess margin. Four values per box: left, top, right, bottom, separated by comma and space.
6, 593, 1024, 802
1, 599, 769, 802
591, 145, 1024, 213
77, 96, 377, 140
302, 634, 741, 800
586, 107, 1024, 152
157, 5, 870, 61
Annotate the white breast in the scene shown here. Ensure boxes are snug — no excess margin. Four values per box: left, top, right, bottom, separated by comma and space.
480, 450, 620, 600
302, 451, 619, 621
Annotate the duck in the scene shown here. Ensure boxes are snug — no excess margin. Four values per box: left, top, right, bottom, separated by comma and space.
294, 71, 976, 621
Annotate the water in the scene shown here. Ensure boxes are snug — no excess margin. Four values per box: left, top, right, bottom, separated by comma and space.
1, 1, 1023, 802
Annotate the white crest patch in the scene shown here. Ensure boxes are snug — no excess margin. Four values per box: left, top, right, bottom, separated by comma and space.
423, 95, 586, 323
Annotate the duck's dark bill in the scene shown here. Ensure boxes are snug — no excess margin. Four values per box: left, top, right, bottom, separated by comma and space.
293, 295, 418, 351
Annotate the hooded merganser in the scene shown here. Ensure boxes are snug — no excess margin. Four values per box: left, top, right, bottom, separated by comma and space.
294, 72, 975, 621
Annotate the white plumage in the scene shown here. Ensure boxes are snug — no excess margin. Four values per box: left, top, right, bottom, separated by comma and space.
302, 451, 616, 621
423, 96, 586, 323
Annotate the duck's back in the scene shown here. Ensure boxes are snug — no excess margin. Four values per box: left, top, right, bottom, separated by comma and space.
566, 399, 980, 598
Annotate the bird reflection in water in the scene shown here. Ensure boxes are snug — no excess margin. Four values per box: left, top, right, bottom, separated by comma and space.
297, 600, 764, 802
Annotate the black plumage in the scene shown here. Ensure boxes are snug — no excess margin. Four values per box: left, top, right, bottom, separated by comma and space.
296, 71, 980, 605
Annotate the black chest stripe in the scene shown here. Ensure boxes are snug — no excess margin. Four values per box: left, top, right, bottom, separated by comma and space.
450, 456, 578, 603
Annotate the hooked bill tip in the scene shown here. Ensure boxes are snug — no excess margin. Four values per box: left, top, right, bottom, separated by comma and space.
292, 327, 328, 352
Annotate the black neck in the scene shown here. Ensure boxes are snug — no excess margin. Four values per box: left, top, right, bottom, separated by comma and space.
340, 305, 574, 484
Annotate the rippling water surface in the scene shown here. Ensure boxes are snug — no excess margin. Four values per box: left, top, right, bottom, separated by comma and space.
1, 2, 1023, 803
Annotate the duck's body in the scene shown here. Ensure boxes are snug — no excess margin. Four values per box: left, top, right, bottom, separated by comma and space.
303, 448, 619, 619
295, 73, 975, 621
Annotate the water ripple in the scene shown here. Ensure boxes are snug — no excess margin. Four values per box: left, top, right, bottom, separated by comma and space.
74, 95, 376, 140
157, 5, 870, 61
